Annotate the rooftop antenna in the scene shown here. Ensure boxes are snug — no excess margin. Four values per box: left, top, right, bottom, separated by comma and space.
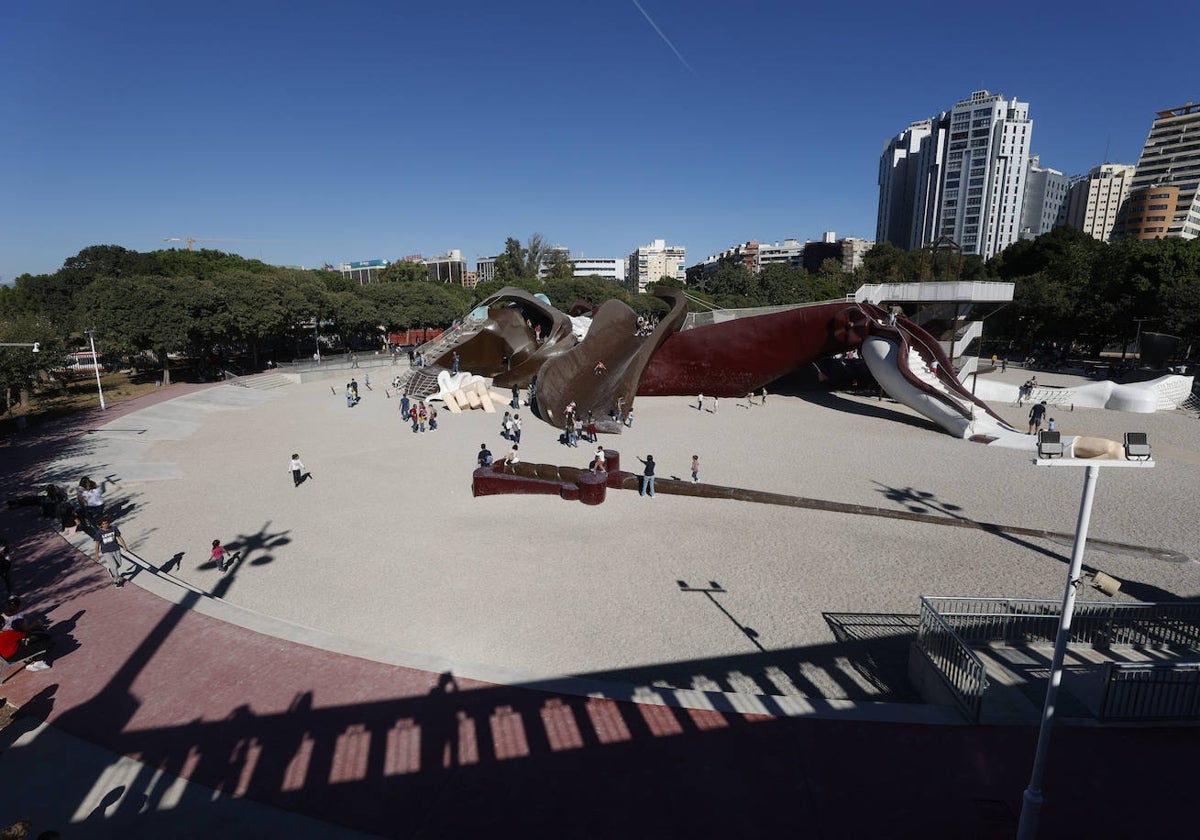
1102, 136, 1111, 164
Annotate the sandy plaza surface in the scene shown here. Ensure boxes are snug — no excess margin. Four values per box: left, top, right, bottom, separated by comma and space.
41, 361, 1200, 698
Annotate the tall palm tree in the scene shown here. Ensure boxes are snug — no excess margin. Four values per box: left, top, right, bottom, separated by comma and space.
522, 233, 552, 279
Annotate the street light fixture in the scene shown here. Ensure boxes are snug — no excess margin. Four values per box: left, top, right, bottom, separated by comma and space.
84, 328, 107, 410
1016, 444, 1155, 840
1132, 317, 1150, 365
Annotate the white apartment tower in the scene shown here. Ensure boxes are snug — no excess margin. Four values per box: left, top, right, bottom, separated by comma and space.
626, 239, 685, 294
1065, 163, 1136, 241
878, 90, 1034, 260
940, 91, 1032, 258
1020, 155, 1070, 239
877, 118, 946, 251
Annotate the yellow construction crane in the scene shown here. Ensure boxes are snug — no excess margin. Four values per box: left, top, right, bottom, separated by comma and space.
162, 236, 275, 251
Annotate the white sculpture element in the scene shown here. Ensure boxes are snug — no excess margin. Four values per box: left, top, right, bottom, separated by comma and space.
971, 374, 1194, 413
431, 370, 506, 414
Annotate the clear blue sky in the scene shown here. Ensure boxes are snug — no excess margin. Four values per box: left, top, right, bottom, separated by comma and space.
2, 0, 1198, 281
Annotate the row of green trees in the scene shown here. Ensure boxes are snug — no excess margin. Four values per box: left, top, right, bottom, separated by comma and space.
0, 240, 666, 407
688, 231, 1200, 358
3, 228, 1198, 413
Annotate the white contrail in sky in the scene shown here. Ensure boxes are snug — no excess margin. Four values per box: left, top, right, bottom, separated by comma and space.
630, 0, 694, 73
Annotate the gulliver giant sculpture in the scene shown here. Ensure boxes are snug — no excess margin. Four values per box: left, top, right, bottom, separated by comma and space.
420, 286, 1192, 458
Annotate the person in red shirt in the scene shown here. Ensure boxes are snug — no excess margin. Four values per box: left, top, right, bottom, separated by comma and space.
0, 624, 52, 673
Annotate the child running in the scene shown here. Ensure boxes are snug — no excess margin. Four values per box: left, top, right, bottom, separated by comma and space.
210, 539, 239, 574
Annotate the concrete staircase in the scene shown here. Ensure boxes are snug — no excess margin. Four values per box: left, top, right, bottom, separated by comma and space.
227, 371, 296, 390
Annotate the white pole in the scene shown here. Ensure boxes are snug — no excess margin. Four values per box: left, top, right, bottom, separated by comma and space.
87, 330, 107, 410
1016, 463, 1099, 840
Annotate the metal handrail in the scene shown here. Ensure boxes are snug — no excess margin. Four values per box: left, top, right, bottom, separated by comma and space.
923, 597, 1200, 648
1099, 661, 1200, 721
916, 596, 989, 720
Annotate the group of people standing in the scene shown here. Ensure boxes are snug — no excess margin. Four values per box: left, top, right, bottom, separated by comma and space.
398, 394, 437, 433
501, 411, 523, 444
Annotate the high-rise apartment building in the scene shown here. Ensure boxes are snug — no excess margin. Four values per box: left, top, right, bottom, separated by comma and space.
1119, 102, 1200, 240
1020, 155, 1070, 239
626, 239, 685, 294
877, 118, 945, 252
1064, 163, 1135, 241
878, 90, 1034, 260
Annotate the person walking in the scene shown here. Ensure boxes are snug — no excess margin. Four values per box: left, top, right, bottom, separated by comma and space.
501, 411, 512, 440
512, 414, 522, 444
1028, 400, 1048, 435
477, 444, 493, 468
400, 393, 410, 417
429, 408, 438, 431
409, 405, 419, 433
691, 454, 700, 483
289, 454, 311, 487
452, 351, 460, 374
697, 393, 704, 411
636, 455, 656, 497
94, 518, 133, 587
760, 387, 768, 405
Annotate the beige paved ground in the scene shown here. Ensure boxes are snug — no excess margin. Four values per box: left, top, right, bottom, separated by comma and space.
46, 362, 1200, 696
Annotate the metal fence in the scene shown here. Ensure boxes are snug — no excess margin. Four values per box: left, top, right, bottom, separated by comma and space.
916, 597, 989, 720
921, 597, 1200, 649
1100, 661, 1200, 722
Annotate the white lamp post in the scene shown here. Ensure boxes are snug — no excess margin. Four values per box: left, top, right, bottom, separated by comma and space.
84, 328, 106, 410
1016, 438, 1154, 840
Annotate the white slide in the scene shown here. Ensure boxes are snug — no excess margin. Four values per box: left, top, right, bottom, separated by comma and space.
861, 335, 1038, 452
